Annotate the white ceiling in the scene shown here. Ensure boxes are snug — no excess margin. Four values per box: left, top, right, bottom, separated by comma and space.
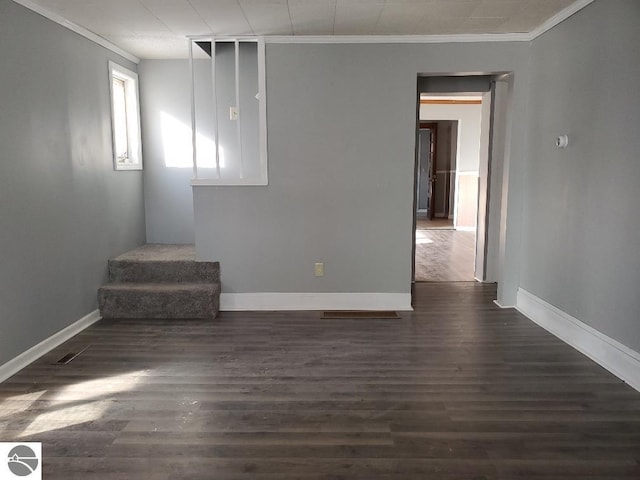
20, 0, 584, 59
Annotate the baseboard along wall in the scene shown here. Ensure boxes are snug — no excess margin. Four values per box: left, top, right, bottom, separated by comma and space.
0, 310, 101, 383
517, 288, 640, 392
221, 293, 412, 312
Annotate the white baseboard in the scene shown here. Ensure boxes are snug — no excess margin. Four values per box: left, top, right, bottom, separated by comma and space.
517, 288, 640, 392
0, 310, 101, 384
221, 293, 412, 312
474, 276, 496, 284
493, 299, 514, 309
455, 226, 476, 232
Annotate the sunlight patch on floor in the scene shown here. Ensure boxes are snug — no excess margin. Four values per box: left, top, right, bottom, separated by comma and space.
13, 370, 148, 438
415, 230, 434, 245
50, 371, 148, 404
0, 391, 47, 420
19, 400, 112, 437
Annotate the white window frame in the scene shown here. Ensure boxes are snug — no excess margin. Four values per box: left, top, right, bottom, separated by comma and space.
188, 36, 268, 186
108, 61, 143, 171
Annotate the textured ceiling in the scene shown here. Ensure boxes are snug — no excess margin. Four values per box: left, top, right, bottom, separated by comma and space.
23, 0, 579, 58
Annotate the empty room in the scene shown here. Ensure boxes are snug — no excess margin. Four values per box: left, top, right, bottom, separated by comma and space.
1, 0, 639, 478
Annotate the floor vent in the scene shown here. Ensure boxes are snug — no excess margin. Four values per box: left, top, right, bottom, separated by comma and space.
322, 311, 400, 319
55, 346, 89, 364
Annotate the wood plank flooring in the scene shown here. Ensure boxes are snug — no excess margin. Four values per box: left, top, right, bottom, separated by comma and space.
416, 218, 454, 230
415, 229, 476, 281
1, 283, 640, 479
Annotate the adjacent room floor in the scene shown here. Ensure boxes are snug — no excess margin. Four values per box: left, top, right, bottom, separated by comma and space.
1, 283, 639, 479
416, 217, 454, 230
415, 226, 476, 281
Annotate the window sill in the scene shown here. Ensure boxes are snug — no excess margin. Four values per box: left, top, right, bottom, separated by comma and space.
114, 163, 143, 171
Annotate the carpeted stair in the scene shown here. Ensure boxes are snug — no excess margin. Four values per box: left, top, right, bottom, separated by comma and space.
98, 244, 220, 319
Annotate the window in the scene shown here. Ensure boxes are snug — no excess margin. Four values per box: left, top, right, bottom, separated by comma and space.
188, 37, 267, 185
108, 62, 142, 170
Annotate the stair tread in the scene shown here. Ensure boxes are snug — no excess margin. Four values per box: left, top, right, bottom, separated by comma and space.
100, 282, 219, 291
113, 244, 196, 262
108, 246, 219, 284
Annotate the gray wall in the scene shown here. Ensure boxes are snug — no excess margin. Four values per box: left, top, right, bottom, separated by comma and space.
192, 42, 529, 298
138, 60, 195, 243
521, 0, 640, 351
0, 0, 146, 366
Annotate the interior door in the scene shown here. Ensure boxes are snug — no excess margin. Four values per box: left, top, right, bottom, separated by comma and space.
419, 123, 438, 220
417, 129, 431, 213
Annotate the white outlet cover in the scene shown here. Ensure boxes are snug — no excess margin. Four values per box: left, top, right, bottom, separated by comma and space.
556, 134, 568, 148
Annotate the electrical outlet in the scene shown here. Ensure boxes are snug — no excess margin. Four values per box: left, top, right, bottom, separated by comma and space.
314, 263, 324, 277
229, 106, 239, 120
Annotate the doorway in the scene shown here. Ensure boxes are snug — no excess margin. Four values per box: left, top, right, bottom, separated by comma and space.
412, 77, 498, 286
414, 117, 475, 281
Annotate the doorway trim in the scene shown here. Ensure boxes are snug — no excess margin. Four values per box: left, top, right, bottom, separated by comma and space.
412, 73, 513, 300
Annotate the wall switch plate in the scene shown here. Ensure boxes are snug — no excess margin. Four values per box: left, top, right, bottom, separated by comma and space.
230, 106, 239, 120
314, 262, 324, 277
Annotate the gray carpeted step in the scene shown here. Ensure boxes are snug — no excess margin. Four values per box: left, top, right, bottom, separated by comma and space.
98, 244, 221, 320
108, 244, 219, 284
109, 259, 220, 284
98, 283, 220, 319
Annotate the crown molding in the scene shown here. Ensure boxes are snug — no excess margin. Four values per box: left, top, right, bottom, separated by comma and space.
265, 33, 531, 44
529, 0, 596, 40
11, 0, 140, 64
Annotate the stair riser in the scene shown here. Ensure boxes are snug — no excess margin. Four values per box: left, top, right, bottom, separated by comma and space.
98, 287, 220, 319
109, 260, 220, 284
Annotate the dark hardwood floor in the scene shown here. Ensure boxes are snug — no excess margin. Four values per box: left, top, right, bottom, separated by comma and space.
1, 283, 640, 479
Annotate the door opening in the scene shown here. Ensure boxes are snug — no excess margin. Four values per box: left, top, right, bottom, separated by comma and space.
412, 74, 510, 293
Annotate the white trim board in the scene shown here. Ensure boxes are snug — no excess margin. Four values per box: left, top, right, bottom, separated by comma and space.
517, 288, 640, 393
266, 33, 530, 44
0, 310, 101, 384
493, 299, 514, 309
221, 293, 412, 312
529, 0, 595, 40
11, 0, 140, 64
